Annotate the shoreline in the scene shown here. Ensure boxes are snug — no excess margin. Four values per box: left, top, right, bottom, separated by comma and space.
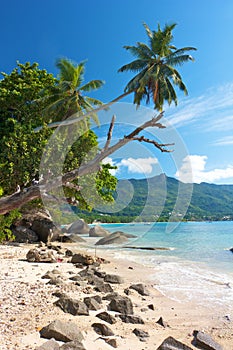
0, 242, 232, 349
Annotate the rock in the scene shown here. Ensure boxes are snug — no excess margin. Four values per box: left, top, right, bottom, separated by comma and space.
95, 232, 129, 246
26, 248, 57, 263
89, 225, 110, 237
79, 266, 96, 278
67, 219, 89, 234
148, 304, 155, 310
83, 296, 102, 310
91, 322, 114, 336
59, 341, 86, 350
102, 292, 120, 301
118, 314, 145, 324
40, 319, 84, 343
132, 328, 149, 341
47, 276, 65, 286
94, 270, 107, 278
69, 274, 85, 282
229, 247, 233, 253
31, 218, 61, 243
61, 234, 86, 243
156, 336, 193, 349
71, 253, 95, 265
26, 248, 41, 262
54, 295, 89, 316
112, 231, 137, 238
129, 283, 150, 296
35, 338, 60, 349
104, 274, 124, 284
193, 331, 223, 350
96, 311, 117, 324
156, 317, 168, 328
12, 225, 39, 243
99, 337, 118, 348
108, 295, 134, 315
94, 282, 114, 293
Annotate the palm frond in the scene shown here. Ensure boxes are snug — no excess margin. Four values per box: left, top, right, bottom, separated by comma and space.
118, 59, 149, 73
143, 22, 153, 38
80, 79, 104, 92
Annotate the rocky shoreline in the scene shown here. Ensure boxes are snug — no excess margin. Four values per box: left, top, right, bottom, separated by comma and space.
0, 241, 232, 350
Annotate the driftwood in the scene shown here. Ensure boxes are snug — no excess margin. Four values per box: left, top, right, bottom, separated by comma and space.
0, 112, 172, 215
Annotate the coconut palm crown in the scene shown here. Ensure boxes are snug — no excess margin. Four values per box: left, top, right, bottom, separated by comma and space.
43, 58, 104, 127
118, 22, 196, 111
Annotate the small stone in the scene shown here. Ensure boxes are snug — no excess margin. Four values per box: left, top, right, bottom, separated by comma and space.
91, 322, 114, 336
129, 283, 150, 296
96, 311, 117, 324
156, 316, 168, 328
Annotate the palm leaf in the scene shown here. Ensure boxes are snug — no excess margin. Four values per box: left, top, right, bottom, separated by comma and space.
80, 79, 104, 92
118, 59, 148, 73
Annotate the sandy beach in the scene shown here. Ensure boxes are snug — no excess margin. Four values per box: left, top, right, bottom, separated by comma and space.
0, 242, 232, 350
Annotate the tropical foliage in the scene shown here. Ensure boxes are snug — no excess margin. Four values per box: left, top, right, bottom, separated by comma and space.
41, 58, 105, 129
118, 23, 196, 110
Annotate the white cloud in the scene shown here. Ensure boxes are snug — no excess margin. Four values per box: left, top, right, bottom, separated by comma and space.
119, 157, 158, 174
176, 155, 233, 183
212, 135, 233, 146
166, 83, 233, 130
104, 157, 158, 175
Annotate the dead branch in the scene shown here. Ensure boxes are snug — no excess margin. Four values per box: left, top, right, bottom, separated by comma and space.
130, 136, 174, 152
103, 114, 116, 151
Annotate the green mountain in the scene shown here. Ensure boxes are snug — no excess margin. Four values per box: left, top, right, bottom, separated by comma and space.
75, 174, 233, 222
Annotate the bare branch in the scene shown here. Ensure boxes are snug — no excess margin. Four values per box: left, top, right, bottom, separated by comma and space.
103, 114, 116, 151
130, 136, 174, 152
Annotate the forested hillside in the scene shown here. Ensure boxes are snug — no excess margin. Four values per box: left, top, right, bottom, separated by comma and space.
75, 174, 233, 222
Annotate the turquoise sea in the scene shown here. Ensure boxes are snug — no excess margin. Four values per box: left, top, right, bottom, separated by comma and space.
94, 221, 233, 310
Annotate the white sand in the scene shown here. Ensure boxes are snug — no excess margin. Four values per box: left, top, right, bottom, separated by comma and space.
0, 243, 232, 350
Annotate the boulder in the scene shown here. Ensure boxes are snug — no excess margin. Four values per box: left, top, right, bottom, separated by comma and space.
96, 311, 117, 324
91, 322, 114, 336
71, 253, 95, 265
54, 295, 89, 316
156, 336, 193, 349
67, 219, 89, 234
118, 314, 144, 324
39, 319, 84, 343
61, 234, 86, 243
35, 339, 60, 350
94, 283, 114, 293
129, 283, 150, 296
104, 274, 124, 284
108, 295, 134, 315
83, 296, 102, 311
31, 218, 61, 243
112, 231, 137, 238
132, 328, 149, 341
193, 331, 223, 350
89, 225, 110, 237
95, 232, 129, 246
59, 341, 86, 350
12, 226, 38, 243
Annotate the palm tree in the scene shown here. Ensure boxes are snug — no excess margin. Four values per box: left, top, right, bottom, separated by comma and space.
41, 23, 196, 130
42, 58, 104, 128
118, 22, 196, 111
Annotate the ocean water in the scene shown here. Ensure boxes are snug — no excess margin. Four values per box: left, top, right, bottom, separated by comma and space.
97, 221, 233, 309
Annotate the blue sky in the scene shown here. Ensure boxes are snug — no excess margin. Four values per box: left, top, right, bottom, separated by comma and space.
2, 0, 233, 184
